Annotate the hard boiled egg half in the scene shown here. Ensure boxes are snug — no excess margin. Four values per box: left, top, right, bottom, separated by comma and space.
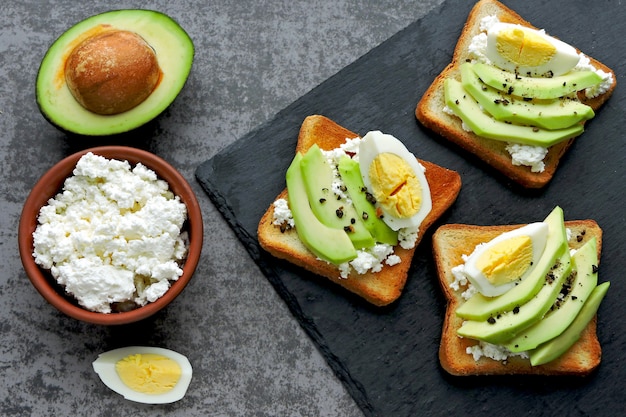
93, 346, 192, 404
358, 131, 432, 231
459, 222, 548, 297
486, 22, 580, 77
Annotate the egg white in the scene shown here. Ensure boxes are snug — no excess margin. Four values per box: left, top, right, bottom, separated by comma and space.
92, 346, 192, 404
486, 22, 580, 77
358, 131, 432, 231
461, 222, 549, 297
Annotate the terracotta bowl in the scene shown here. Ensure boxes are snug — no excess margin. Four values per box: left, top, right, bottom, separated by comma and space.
18, 146, 203, 325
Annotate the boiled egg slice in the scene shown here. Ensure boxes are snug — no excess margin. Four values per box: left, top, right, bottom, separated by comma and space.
93, 346, 192, 404
358, 131, 432, 231
461, 222, 548, 297
486, 22, 580, 77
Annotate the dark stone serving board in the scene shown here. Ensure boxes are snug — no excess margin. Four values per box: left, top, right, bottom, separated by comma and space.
195, 0, 626, 416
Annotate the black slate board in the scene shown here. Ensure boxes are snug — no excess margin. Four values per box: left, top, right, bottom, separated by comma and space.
195, 0, 626, 416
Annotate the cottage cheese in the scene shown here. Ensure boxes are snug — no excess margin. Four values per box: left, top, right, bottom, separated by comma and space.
506, 143, 548, 173
339, 243, 401, 279
466, 341, 528, 362
574, 54, 614, 98
272, 198, 294, 229
32, 152, 188, 313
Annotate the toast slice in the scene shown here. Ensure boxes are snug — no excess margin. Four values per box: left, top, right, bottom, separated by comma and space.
258, 115, 462, 306
433, 219, 604, 376
416, 0, 616, 188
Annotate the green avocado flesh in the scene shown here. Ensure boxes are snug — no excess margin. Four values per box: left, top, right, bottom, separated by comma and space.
36, 9, 194, 136
504, 238, 599, 352
457, 250, 572, 345
300, 145, 375, 250
286, 153, 357, 264
529, 281, 610, 366
443, 61, 604, 147
472, 62, 603, 100
455, 206, 568, 321
460, 63, 595, 130
337, 156, 398, 246
445, 78, 584, 147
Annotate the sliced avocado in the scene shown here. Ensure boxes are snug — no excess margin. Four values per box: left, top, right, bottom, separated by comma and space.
471, 62, 603, 100
337, 156, 398, 246
445, 79, 584, 147
456, 206, 568, 320
286, 153, 357, 265
457, 250, 572, 345
300, 145, 375, 250
505, 238, 599, 352
529, 281, 610, 366
36, 10, 194, 136
460, 63, 595, 130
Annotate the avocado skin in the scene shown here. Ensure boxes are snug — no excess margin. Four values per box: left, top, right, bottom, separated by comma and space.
529, 281, 610, 366
300, 145, 375, 250
445, 78, 584, 147
456, 206, 568, 321
460, 63, 595, 130
36, 9, 194, 136
337, 156, 398, 246
286, 153, 357, 265
504, 238, 599, 352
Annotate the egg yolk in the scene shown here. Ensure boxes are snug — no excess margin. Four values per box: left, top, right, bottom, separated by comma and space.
495, 27, 556, 67
476, 235, 533, 285
115, 353, 182, 395
368, 153, 422, 219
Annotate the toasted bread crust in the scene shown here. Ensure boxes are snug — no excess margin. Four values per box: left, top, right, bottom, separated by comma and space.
433, 220, 603, 376
257, 115, 462, 306
416, 0, 616, 188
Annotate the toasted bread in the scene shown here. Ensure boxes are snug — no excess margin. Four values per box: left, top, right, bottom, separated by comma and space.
257, 115, 462, 306
433, 219, 603, 376
416, 0, 616, 188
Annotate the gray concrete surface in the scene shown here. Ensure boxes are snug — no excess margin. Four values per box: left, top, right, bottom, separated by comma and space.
1, 0, 444, 416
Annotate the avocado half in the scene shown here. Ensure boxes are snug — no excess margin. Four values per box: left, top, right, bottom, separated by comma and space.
36, 9, 194, 136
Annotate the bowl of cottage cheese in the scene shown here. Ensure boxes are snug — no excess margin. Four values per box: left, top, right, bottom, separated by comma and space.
18, 146, 203, 325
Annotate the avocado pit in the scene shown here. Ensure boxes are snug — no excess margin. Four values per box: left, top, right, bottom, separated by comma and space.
36, 9, 194, 135
64, 30, 161, 115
